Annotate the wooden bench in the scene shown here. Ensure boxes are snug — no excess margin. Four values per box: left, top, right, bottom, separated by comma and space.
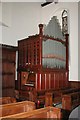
0, 100, 35, 117
36, 88, 69, 106
44, 87, 80, 107
44, 90, 80, 120
0, 97, 16, 105
1, 106, 62, 119
53, 87, 80, 103
62, 91, 80, 111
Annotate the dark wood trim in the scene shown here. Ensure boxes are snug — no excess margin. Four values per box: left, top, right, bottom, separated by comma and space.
0, 44, 18, 51
41, 2, 52, 7
65, 34, 69, 71
68, 81, 80, 88
43, 35, 66, 45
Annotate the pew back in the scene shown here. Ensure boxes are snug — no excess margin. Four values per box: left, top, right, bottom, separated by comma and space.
62, 91, 80, 111
0, 100, 35, 117
0, 97, 16, 105
1, 106, 62, 119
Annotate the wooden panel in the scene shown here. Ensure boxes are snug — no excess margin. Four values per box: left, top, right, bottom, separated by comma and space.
50, 73, 55, 89
64, 72, 69, 87
2, 75, 14, 88
2, 88, 15, 97
46, 74, 49, 89
0, 97, 16, 105
55, 72, 59, 89
45, 92, 53, 107
25, 70, 69, 91
2, 62, 15, 73
41, 74, 45, 90
0, 44, 17, 97
18, 69, 68, 103
68, 81, 80, 88
35, 70, 69, 91
62, 91, 80, 111
18, 36, 41, 67
37, 73, 41, 91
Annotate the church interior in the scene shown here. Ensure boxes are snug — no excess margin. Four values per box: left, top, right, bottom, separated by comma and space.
0, 1, 80, 119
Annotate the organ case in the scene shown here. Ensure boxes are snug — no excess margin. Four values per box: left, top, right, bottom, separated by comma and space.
17, 21, 69, 103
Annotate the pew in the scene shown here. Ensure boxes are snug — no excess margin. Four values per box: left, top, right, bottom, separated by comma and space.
0, 97, 16, 105
44, 89, 80, 120
0, 100, 35, 117
36, 87, 70, 106
44, 87, 80, 107
1, 106, 62, 119
62, 91, 80, 111
53, 87, 80, 103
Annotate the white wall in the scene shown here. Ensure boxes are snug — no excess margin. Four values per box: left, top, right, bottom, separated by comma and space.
78, 1, 80, 80
0, 2, 2, 43
2, 2, 42, 46
0, 2, 2, 23
1, 2, 79, 81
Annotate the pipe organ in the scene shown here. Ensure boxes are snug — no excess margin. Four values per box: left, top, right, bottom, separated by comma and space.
42, 39, 66, 69
43, 16, 66, 69
17, 16, 69, 103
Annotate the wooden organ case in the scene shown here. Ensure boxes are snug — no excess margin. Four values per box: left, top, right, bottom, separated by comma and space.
18, 17, 69, 104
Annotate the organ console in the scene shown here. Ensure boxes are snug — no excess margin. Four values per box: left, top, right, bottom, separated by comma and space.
17, 16, 69, 105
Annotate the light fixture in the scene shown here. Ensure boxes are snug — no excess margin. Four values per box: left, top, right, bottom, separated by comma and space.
41, 0, 58, 7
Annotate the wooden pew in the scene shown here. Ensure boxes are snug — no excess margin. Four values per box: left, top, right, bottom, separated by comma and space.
44, 90, 80, 120
53, 87, 80, 103
62, 91, 80, 111
1, 106, 62, 119
0, 100, 35, 117
36, 87, 69, 107
44, 87, 80, 107
0, 97, 16, 105
18, 87, 80, 108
